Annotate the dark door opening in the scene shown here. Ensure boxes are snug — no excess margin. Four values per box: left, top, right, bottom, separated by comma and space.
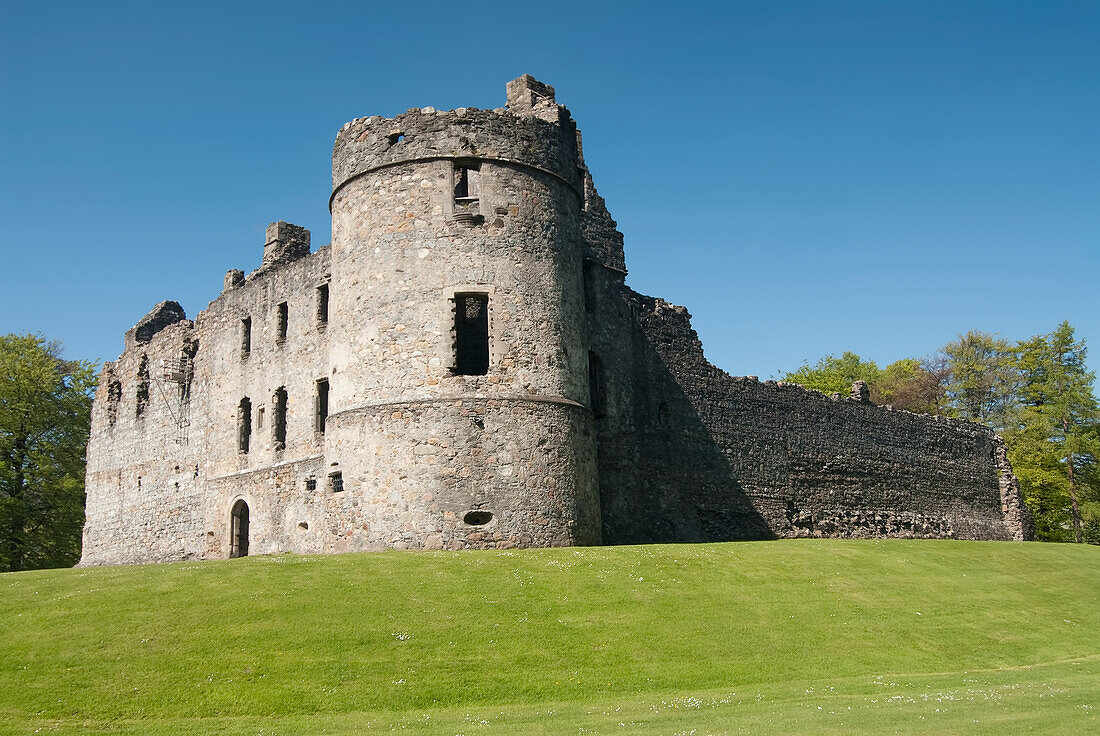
230, 500, 250, 558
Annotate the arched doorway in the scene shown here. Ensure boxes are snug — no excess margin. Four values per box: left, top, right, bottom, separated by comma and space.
230, 499, 249, 558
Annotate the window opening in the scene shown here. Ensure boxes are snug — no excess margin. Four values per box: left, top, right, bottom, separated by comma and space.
276, 302, 288, 344
582, 261, 596, 312
273, 387, 287, 450
257, 406, 264, 429
230, 499, 249, 558
107, 378, 122, 426
452, 293, 489, 375
315, 378, 329, 434
135, 355, 150, 418
316, 283, 329, 326
453, 165, 479, 201
241, 317, 252, 357
329, 472, 344, 492
305, 478, 317, 491
588, 352, 605, 417
238, 397, 252, 453
452, 163, 481, 223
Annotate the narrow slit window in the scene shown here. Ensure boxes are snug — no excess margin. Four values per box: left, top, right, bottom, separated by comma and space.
316, 283, 329, 327
241, 317, 252, 357
276, 302, 288, 344
315, 378, 329, 434
238, 397, 252, 453
273, 387, 287, 449
452, 293, 489, 376
588, 351, 605, 417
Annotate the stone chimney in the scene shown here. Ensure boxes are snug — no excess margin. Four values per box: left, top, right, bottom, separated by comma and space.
262, 221, 310, 270
506, 75, 566, 124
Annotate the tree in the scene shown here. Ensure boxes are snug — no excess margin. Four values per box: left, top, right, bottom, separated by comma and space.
1006, 322, 1099, 543
0, 335, 96, 571
781, 352, 882, 396
873, 358, 948, 414
941, 330, 1017, 431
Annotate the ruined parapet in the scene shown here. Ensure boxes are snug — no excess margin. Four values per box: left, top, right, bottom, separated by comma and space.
261, 221, 310, 271
223, 269, 245, 291
125, 301, 188, 349
850, 380, 871, 403
331, 83, 582, 207
505, 74, 569, 124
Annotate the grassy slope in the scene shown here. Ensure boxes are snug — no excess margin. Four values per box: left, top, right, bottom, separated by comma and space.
1, 540, 1097, 735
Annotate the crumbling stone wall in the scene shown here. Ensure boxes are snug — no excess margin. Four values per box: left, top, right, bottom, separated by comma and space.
587, 288, 1032, 543
81, 75, 1030, 567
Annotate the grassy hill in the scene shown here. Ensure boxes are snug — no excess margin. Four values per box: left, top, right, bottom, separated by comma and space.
2, 539, 1098, 735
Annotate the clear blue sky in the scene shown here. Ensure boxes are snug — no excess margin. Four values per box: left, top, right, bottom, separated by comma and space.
2, 1, 1097, 378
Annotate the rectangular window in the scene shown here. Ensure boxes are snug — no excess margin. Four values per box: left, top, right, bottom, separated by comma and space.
305, 477, 317, 491
273, 387, 287, 449
238, 397, 252, 453
452, 293, 489, 375
316, 283, 329, 327
582, 260, 596, 312
315, 378, 329, 434
453, 165, 480, 202
241, 317, 252, 357
329, 472, 344, 493
276, 302, 288, 344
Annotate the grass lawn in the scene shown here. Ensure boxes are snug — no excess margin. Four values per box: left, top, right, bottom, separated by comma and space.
1, 539, 1097, 734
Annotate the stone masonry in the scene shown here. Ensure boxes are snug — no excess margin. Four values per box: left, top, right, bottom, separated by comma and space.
80, 76, 1032, 565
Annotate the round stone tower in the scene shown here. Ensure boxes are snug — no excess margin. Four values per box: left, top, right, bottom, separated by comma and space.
323, 75, 600, 551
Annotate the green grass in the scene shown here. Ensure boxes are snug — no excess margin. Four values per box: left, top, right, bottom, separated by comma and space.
1, 539, 1097, 734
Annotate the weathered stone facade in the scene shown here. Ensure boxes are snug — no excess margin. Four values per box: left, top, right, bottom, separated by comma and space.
81, 76, 1031, 565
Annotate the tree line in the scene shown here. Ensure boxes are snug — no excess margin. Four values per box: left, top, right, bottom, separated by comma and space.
781, 321, 1100, 544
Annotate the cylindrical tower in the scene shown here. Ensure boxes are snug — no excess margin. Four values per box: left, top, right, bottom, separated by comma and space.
322, 76, 600, 552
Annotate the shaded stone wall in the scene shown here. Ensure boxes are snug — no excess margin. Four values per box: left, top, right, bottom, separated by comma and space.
587, 288, 1032, 543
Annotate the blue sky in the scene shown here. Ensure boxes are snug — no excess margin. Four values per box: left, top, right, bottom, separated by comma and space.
2, 1, 1097, 378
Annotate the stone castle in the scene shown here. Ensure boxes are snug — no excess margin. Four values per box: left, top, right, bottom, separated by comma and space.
81, 76, 1032, 565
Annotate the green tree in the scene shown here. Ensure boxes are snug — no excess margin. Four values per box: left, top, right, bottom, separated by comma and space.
781, 351, 882, 396
0, 335, 96, 571
941, 330, 1017, 430
1006, 322, 1099, 543
873, 357, 948, 414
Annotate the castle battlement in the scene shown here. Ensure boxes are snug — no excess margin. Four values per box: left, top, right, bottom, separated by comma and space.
81, 76, 1030, 566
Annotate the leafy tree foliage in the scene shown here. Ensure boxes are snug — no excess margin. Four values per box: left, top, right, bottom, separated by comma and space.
1004, 322, 1099, 543
0, 335, 96, 571
781, 352, 882, 397
941, 331, 1017, 431
781, 353, 945, 413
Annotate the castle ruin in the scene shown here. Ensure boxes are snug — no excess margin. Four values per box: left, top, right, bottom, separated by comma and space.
80, 76, 1031, 565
